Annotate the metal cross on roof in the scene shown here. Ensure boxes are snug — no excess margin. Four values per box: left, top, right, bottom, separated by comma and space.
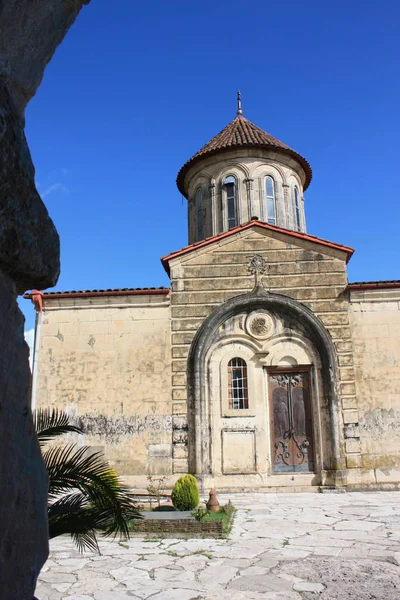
237, 90, 243, 116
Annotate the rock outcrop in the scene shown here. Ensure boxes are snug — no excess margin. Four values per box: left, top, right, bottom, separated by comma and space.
0, 2, 90, 598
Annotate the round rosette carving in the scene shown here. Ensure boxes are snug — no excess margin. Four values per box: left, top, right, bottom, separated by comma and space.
245, 311, 275, 340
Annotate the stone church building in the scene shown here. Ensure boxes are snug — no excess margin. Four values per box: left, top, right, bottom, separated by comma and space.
26, 101, 400, 492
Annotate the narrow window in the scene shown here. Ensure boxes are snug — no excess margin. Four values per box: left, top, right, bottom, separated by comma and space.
265, 176, 276, 225
223, 176, 237, 229
294, 187, 301, 231
228, 358, 249, 409
196, 187, 204, 240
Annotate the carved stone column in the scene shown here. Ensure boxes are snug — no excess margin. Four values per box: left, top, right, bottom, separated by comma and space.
282, 184, 291, 230
209, 182, 217, 235
245, 178, 255, 221
301, 196, 307, 232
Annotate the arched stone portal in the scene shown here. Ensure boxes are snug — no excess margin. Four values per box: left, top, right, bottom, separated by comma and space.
187, 286, 345, 490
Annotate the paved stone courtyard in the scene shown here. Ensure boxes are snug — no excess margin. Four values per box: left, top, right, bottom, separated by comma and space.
36, 491, 400, 600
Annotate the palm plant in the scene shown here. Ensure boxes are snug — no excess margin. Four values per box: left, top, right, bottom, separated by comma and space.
34, 408, 141, 552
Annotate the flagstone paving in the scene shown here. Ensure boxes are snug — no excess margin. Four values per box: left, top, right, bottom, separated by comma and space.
35, 491, 400, 600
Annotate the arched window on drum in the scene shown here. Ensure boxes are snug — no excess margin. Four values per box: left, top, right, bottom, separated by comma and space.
228, 358, 249, 409
223, 176, 238, 229
294, 186, 301, 231
265, 176, 276, 225
195, 187, 204, 240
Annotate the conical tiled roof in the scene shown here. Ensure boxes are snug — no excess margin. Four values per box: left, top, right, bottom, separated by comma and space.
177, 115, 312, 196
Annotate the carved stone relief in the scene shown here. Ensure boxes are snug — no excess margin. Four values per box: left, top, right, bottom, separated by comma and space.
245, 310, 275, 340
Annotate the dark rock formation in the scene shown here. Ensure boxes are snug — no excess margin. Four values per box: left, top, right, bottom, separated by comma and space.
0, 1, 90, 597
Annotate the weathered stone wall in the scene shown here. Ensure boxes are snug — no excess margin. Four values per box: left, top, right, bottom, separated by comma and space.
168, 225, 358, 481
36, 293, 173, 486
33, 228, 400, 492
349, 287, 400, 483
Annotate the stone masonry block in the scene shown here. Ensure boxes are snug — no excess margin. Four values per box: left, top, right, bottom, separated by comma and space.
172, 444, 188, 459
340, 382, 356, 396
172, 388, 187, 401
172, 359, 187, 372
148, 444, 171, 458
172, 416, 188, 430
346, 454, 362, 469
326, 326, 352, 340
172, 346, 189, 359
339, 367, 355, 381
172, 402, 187, 415
172, 304, 216, 319
306, 299, 348, 313
172, 332, 196, 345
285, 285, 345, 302
317, 312, 350, 327
345, 439, 361, 454
171, 318, 201, 332
184, 264, 246, 279
335, 341, 353, 353
79, 320, 109, 335
344, 423, 359, 438
172, 429, 188, 445
342, 396, 357, 409
172, 373, 186, 387
173, 459, 189, 474
343, 410, 359, 424
338, 354, 354, 367
375, 469, 400, 484
183, 276, 251, 292
171, 290, 243, 306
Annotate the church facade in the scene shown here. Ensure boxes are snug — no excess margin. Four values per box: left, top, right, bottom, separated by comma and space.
26, 102, 400, 492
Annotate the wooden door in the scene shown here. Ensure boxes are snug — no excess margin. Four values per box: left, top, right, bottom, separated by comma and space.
269, 369, 314, 473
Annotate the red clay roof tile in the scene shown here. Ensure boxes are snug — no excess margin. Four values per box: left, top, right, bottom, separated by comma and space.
348, 281, 400, 290
23, 287, 170, 300
176, 115, 312, 196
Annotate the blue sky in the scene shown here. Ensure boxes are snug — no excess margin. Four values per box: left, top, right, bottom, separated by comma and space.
21, 0, 400, 331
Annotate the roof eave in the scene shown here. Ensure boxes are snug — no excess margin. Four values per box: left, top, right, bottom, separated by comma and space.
23, 288, 171, 301
161, 220, 353, 276
348, 281, 400, 291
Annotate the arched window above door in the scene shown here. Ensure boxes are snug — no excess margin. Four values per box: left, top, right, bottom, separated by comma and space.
228, 357, 249, 409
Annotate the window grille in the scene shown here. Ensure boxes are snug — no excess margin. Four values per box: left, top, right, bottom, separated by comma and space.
265, 176, 276, 225
228, 357, 249, 409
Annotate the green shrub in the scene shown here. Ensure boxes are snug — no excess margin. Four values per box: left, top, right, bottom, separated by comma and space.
171, 474, 200, 511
